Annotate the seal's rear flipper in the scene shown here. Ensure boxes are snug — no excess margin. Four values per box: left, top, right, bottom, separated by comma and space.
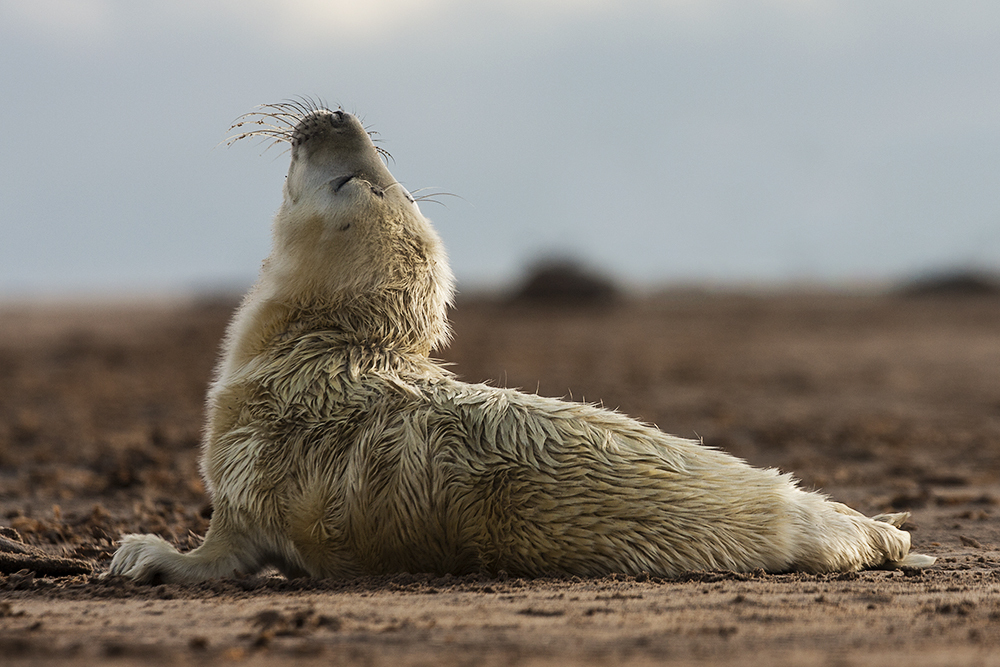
872, 512, 910, 527
870, 512, 936, 568
887, 553, 937, 568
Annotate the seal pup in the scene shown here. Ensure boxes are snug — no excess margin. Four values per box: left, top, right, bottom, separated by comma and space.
109, 100, 934, 583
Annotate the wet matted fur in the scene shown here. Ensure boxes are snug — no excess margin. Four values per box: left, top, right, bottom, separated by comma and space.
109, 100, 933, 583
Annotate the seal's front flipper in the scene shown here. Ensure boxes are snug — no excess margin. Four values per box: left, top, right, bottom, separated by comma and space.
107, 527, 263, 584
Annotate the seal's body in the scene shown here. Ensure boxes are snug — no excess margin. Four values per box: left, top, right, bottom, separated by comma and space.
109, 102, 933, 583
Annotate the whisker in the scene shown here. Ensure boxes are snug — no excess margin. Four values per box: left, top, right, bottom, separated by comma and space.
225, 101, 314, 147
375, 145, 395, 165
255, 112, 301, 128
280, 97, 316, 118
225, 98, 371, 157
409, 189, 466, 208
227, 120, 293, 135
222, 128, 295, 149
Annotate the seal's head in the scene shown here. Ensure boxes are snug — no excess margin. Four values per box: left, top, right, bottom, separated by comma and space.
229, 100, 454, 353
285, 108, 397, 207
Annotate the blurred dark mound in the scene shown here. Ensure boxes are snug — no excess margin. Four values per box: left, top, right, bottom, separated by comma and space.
510, 259, 620, 306
899, 270, 1000, 297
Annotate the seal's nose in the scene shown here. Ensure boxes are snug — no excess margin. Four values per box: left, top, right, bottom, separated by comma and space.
321, 109, 348, 128
292, 109, 356, 148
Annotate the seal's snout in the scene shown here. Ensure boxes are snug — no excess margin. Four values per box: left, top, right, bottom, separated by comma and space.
291, 109, 357, 149
285, 107, 396, 195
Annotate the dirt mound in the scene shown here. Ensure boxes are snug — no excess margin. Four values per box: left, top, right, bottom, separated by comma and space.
510, 259, 620, 306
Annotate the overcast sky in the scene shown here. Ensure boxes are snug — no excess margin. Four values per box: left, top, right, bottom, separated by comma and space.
2, 0, 998, 296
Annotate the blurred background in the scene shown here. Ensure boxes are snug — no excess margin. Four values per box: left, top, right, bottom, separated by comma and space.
1, 0, 999, 298
1, 2, 999, 602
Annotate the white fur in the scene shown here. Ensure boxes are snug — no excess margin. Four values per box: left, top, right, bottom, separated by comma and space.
108, 105, 933, 583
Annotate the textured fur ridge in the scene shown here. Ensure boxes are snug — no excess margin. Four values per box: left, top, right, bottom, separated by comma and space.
108, 103, 934, 583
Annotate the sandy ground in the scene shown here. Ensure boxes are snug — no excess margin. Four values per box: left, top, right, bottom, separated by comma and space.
1, 290, 999, 665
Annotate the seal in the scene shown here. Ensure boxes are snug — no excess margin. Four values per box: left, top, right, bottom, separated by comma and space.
108, 100, 934, 583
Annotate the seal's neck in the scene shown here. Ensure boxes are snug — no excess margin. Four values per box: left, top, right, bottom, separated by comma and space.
214, 238, 453, 388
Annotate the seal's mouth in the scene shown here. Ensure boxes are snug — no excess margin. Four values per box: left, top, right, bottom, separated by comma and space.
330, 174, 356, 192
